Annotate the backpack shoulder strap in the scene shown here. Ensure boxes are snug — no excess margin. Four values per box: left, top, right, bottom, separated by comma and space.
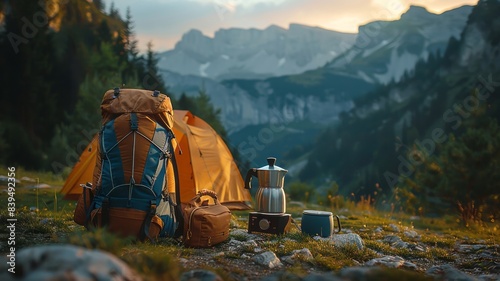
170, 137, 184, 238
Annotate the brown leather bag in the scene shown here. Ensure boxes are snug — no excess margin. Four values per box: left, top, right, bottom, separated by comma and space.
183, 189, 231, 248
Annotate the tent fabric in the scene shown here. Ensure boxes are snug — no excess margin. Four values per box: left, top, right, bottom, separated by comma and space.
172, 110, 251, 207
60, 109, 252, 210
60, 136, 97, 196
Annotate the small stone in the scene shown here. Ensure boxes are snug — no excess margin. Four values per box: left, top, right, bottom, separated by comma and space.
241, 253, 251, 259
404, 230, 420, 239
365, 255, 405, 268
245, 240, 258, 247
393, 240, 410, 249
253, 251, 283, 269
291, 248, 313, 260
408, 243, 427, 252
254, 247, 263, 253
21, 176, 36, 182
228, 239, 243, 246
33, 183, 51, 189
330, 233, 364, 250
457, 244, 488, 253
280, 248, 313, 265
281, 255, 295, 265
374, 226, 383, 233
383, 235, 403, 244
401, 260, 420, 271
388, 224, 400, 232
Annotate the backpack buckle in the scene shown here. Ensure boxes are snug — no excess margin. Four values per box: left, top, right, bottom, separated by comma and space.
113, 87, 120, 99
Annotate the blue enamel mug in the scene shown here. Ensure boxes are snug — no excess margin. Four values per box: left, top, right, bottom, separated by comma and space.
301, 210, 342, 237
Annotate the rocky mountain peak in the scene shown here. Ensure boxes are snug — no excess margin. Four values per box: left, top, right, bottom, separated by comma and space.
400, 5, 432, 20
328, 5, 473, 84
265, 24, 286, 32
175, 29, 211, 49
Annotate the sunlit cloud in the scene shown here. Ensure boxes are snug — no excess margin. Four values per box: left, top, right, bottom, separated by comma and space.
372, 0, 407, 16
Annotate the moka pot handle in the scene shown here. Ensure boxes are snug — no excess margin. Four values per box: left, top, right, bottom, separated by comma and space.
244, 168, 258, 189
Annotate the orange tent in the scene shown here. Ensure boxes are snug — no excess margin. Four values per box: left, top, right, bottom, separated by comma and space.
60, 110, 252, 210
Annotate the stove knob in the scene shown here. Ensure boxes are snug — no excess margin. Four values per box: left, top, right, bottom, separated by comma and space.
259, 218, 270, 230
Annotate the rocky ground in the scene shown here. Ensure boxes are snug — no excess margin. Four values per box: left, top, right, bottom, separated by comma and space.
176, 225, 500, 281
1, 206, 499, 281
5, 221, 498, 281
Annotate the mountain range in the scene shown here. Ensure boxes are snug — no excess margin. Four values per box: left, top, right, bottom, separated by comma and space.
160, 6, 471, 134
158, 24, 356, 81
160, 4, 477, 172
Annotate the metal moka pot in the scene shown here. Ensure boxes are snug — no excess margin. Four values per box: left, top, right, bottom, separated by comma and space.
245, 157, 288, 213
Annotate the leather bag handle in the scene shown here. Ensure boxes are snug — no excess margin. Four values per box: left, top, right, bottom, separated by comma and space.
189, 189, 220, 206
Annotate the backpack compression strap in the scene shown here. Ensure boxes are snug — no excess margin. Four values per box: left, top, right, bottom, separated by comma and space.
140, 200, 157, 242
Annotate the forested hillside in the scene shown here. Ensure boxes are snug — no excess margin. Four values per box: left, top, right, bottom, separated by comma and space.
0, 0, 226, 174
299, 0, 500, 221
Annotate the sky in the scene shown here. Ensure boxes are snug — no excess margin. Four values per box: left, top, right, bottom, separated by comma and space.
103, 0, 479, 53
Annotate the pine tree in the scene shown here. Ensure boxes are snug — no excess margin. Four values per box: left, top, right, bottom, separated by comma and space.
120, 6, 141, 87
97, 19, 112, 44
124, 7, 139, 60
142, 41, 166, 92
109, 2, 120, 19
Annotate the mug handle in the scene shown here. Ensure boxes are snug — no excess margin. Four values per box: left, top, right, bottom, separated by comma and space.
334, 215, 342, 233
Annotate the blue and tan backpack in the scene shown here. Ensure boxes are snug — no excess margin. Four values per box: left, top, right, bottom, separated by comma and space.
78, 88, 180, 241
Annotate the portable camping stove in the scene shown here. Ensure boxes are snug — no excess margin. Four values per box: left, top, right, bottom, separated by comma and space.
248, 212, 291, 235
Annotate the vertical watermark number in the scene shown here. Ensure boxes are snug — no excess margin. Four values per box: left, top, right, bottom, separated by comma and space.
6, 167, 16, 274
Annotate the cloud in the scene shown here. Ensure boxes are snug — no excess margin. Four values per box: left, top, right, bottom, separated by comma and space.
104, 0, 478, 52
